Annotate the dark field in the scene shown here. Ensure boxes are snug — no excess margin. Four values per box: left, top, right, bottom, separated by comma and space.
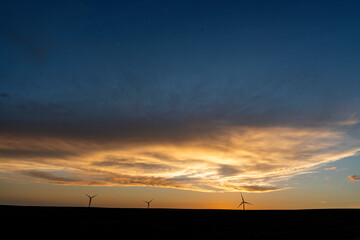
1, 205, 359, 239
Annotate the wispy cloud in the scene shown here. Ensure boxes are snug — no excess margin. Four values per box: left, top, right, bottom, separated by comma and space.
348, 175, 360, 181
0, 93, 10, 98
20, 170, 78, 183
17, 101, 76, 117
92, 156, 179, 173
1, 123, 359, 192
324, 167, 336, 171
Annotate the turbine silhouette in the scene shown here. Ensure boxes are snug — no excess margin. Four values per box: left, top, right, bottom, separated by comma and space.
144, 199, 153, 208
237, 193, 252, 210
85, 194, 97, 208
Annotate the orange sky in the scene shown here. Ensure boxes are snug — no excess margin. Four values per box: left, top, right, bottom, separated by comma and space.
1, 125, 359, 209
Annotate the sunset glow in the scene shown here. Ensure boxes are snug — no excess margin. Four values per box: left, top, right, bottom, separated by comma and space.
1, 126, 359, 193
1, 0, 360, 209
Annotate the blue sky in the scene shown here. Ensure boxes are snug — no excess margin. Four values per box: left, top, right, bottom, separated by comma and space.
2, 0, 360, 123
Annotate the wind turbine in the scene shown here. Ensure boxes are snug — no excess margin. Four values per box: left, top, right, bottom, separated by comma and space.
144, 199, 153, 208
85, 194, 98, 208
237, 193, 252, 210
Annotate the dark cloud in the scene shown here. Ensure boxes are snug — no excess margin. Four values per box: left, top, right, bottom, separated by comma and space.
17, 101, 76, 118
0, 93, 10, 98
103, 174, 181, 188
20, 170, 78, 183
0, 120, 224, 148
141, 152, 207, 165
217, 165, 241, 177
233, 185, 283, 192
18, 169, 181, 188
348, 175, 360, 181
141, 152, 178, 162
92, 159, 178, 172
92, 160, 122, 167
0, 148, 78, 160
1, 23, 51, 66
167, 175, 202, 181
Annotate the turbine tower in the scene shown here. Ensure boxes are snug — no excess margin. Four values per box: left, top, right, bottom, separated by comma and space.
237, 193, 252, 210
86, 194, 98, 208
144, 199, 153, 208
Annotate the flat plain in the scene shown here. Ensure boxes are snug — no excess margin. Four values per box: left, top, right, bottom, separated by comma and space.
1, 205, 359, 239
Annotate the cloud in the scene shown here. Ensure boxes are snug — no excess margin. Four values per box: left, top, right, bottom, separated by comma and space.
0, 148, 78, 160
1, 28, 48, 65
92, 156, 179, 173
0, 93, 10, 98
1, 0, 360, 195
1, 123, 359, 193
17, 101, 76, 118
217, 165, 242, 177
348, 175, 360, 181
20, 170, 78, 183
16, 168, 201, 190
229, 185, 284, 193
324, 167, 336, 171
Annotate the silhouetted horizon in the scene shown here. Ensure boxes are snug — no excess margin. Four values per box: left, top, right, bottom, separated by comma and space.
2, 205, 360, 239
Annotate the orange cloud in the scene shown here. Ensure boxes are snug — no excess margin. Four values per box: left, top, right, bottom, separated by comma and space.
1, 125, 359, 192
324, 167, 336, 170
348, 175, 360, 181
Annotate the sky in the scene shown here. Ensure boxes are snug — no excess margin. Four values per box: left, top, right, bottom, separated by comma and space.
0, 0, 359, 209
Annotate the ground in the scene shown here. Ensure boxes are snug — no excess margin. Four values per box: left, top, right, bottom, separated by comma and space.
1, 206, 359, 239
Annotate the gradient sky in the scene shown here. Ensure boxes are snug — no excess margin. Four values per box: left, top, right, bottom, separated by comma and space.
1, 0, 360, 209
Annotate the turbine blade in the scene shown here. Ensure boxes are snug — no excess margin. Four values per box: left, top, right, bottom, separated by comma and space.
237, 202, 243, 208
241, 193, 244, 202
245, 202, 252, 205
85, 194, 90, 198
